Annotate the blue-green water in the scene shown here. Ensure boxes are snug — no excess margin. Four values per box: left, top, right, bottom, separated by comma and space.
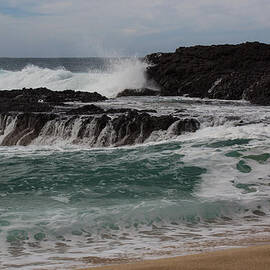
1, 129, 270, 269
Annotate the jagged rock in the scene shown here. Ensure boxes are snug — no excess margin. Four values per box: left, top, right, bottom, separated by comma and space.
106, 108, 133, 114
52, 89, 107, 103
0, 87, 107, 114
0, 87, 200, 147
67, 104, 105, 115
0, 101, 53, 113
110, 110, 198, 146
0, 111, 200, 147
106, 108, 157, 114
168, 119, 200, 135
1, 113, 56, 146
243, 75, 270, 105
67, 105, 157, 116
145, 42, 270, 104
111, 110, 176, 145
117, 88, 160, 97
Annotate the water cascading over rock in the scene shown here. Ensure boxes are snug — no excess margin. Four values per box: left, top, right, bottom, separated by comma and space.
0, 111, 200, 147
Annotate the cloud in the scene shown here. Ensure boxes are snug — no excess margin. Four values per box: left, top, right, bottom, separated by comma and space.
0, 0, 270, 56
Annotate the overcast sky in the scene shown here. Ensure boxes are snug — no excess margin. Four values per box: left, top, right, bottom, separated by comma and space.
1, 0, 270, 57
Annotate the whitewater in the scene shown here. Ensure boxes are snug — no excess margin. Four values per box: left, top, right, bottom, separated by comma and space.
0, 58, 270, 270
0, 58, 152, 97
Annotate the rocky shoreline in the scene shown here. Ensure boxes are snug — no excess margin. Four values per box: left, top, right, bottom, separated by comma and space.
0, 87, 107, 113
145, 42, 270, 105
1, 42, 270, 147
0, 87, 199, 147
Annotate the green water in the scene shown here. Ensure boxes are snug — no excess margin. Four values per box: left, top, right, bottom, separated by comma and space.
0, 137, 270, 269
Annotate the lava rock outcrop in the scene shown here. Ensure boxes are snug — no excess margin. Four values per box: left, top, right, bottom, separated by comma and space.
146, 42, 270, 105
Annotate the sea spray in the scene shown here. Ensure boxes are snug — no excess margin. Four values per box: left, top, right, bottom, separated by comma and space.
0, 58, 153, 97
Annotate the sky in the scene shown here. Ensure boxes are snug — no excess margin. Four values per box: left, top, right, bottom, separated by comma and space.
0, 0, 270, 57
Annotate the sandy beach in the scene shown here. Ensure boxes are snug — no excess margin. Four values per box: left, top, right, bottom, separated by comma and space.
82, 245, 270, 270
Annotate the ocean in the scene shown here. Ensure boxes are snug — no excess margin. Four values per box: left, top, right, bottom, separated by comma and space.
0, 58, 270, 270
0, 57, 150, 97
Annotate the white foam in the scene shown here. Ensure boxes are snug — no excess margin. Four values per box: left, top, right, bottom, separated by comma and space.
0, 58, 153, 97
0, 115, 17, 145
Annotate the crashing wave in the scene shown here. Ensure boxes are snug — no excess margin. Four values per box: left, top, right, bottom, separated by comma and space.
0, 58, 155, 97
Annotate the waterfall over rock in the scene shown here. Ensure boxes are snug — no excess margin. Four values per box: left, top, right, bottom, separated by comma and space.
0, 111, 200, 147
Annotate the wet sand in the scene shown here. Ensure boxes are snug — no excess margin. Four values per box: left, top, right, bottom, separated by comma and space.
81, 245, 270, 270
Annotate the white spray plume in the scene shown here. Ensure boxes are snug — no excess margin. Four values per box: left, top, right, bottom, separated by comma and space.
0, 58, 156, 97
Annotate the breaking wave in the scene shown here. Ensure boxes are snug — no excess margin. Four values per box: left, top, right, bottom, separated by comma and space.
0, 58, 153, 97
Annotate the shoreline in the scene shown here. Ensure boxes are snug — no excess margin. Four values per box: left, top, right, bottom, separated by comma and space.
81, 244, 270, 270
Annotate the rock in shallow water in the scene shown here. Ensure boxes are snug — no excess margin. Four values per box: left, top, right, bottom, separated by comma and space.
0, 113, 57, 146
67, 104, 105, 115
0, 87, 107, 113
0, 87, 200, 147
117, 88, 160, 97
0, 111, 200, 147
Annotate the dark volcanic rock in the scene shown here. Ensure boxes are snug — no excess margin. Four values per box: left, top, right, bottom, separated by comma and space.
0, 110, 200, 147
169, 118, 200, 135
1, 113, 56, 146
243, 75, 270, 105
0, 101, 53, 113
0, 87, 107, 113
51, 89, 107, 103
0, 88, 200, 147
67, 104, 105, 115
117, 88, 160, 97
110, 110, 199, 146
67, 105, 157, 116
106, 108, 157, 114
111, 111, 176, 145
145, 42, 270, 104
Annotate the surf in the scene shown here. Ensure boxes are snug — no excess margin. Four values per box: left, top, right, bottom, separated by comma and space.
0, 58, 153, 97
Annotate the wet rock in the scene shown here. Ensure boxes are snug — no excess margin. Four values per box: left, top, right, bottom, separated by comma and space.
169, 118, 200, 135
67, 104, 105, 115
0, 88, 200, 147
117, 88, 160, 97
106, 108, 134, 114
111, 110, 175, 145
110, 110, 199, 146
0, 110, 200, 147
145, 42, 270, 104
1, 113, 56, 146
0, 87, 107, 113
53, 89, 107, 103
243, 75, 270, 105
67, 105, 158, 116
106, 108, 157, 114
252, 210, 266, 216
0, 101, 53, 113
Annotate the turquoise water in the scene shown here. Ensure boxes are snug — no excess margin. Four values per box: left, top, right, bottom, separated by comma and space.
1, 129, 270, 269
0, 142, 208, 240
